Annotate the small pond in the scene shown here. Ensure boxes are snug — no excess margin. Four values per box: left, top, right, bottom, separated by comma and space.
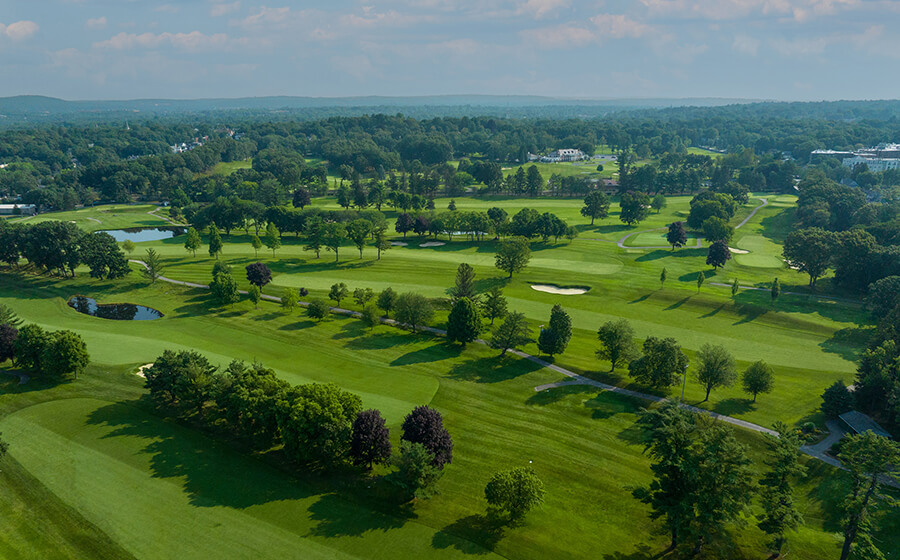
103, 227, 184, 243
68, 296, 164, 321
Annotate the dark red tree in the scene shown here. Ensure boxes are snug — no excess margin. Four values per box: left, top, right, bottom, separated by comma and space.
706, 239, 732, 269
245, 262, 273, 289
350, 409, 392, 469
292, 187, 311, 209
413, 216, 430, 237
395, 213, 414, 238
401, 405, 453, 468
0, 324, 17, 363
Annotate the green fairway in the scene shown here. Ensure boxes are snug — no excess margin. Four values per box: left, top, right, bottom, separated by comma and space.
10, 204, 170, 233
203, 160, 252, 176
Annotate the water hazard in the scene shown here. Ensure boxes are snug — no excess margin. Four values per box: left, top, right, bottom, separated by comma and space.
103, 227, 184, 243
68, 296, 163, 321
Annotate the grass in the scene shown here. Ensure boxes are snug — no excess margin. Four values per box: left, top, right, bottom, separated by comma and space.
9, 204, 169, 233
0, 274, 895, 559
202, 160, 252, 176
0, 191, 892, 559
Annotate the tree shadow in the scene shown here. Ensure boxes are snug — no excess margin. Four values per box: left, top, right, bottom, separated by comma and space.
306, 492, 415, 538
332, 320, 368, 340
601, 543, 674, 560
664, 296, 691, 311
344, 331, 421, 351
678, 269, 720, 283
431, 513, 506, 555
585, 391, 642, 420
629, 293, 653, 304
820, 326, 874, 362
712, 398, 756, 417
525, 383, 598, 406
278, 320, 317, 331
447, 355, 543, 383
617, 423, 646, 446
635, 248, 706, 262
390, 344, 461, 367
699, 303, 725, 318
804, 460, 849, 532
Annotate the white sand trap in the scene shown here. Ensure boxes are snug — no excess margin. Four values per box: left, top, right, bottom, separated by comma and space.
531, 284, 589, 295
728, 247, 749, 254
419, 242, 446, 248
390, 241, 408, 246
136, 363, 154, 378
783, 260, 801, 270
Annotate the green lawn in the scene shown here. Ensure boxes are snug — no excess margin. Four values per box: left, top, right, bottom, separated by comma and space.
10, 204, 169, 233
202, 160, 252, 176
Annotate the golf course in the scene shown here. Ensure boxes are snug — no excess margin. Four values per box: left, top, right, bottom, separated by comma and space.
2, 189, 895, 560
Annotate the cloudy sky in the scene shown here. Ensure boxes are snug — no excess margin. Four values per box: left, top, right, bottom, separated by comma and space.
1, 0, 898, 101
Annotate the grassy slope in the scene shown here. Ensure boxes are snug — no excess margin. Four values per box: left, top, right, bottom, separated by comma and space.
0, 280, 894, 560
9, 204, 169, 233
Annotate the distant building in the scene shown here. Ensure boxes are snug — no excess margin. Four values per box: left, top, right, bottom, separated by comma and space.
0, 204, 36, 216
838, 410, 893, 439
842, 155, 900, 173
814, 143, 900, 172
540, 148, 585, 163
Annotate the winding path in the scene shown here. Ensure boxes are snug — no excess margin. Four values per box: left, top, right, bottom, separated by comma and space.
148, 207, 184, 226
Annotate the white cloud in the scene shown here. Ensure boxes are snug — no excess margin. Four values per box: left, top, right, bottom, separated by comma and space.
339, 9, 435, 28
639, 0, 859, 21
86, 17, 107, 30
732, 34, 760, 55
94, 31, 229, 51
590, 14, 652, 39
239, 6, 290, 27
0, 20, 39, 41
517, 0, 569, 19
521, 24, 596, 48
210, 1, 241, 17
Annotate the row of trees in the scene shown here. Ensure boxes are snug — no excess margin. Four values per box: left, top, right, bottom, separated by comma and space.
0, 306, 90, 381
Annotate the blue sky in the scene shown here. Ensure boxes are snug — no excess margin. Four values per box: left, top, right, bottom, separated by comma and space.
1, 0, 898, 101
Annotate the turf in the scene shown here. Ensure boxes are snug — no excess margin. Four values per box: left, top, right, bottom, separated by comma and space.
9, 204, 169, 233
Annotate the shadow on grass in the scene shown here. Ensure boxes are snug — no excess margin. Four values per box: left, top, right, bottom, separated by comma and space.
601, 543, 674, 560
344, 330, 421, 351
431, 513, 507, 555
820, 326, 874, 362
678, 269, 721, 283
306, 492, 414, 538
664, 296, 691, 311
712, 398, 756, 417
278, 320, 317, 331
332, 320, 368, 340
629, 293, 653, 304
635, 248, 706, 262
699, 303, 725, 318
585, 390, 643, 420
447, 355, 543, 383
525, 383, 599, 406
390, 344, 462, 367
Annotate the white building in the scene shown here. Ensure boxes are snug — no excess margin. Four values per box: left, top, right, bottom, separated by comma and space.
842, 155, 900, 173
540, 148, 586, 163
0, 204, 37, 216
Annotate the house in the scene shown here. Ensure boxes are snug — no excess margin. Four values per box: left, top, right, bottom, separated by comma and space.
838, 410, 893, 439
540, 148, 586, 163
0, 204, 37, 216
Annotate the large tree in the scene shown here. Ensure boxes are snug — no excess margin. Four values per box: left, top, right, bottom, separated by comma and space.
41, 330, 89, 380
323, 222, 348, 262
394, 292, 434, 333
210, 270, 240, 307
388, 442, 443, 500
446, 297, 482, 346
706, 239, 732, 269
13, 324, 48, 373
346, 219, 372, 259
490, 311, 532, 356
350, 409, 392, 469
758, 421, 806, 557
450, 263, 477, 302
702, 216, 734, 244
303, 216, 325, 258
742, 360, 775, 402
596, 319, 639, 373
377, 287, 397, 317
245, 262, 272, 290
782, 227, 838, 288
0, 324, 16, 364
619, 191, 650, 226
184, 227, 202, 257
401, 405, 453, 468
277, 382, 363, 466
208, 223, 223, 258
141, 248, 164, 284
494, 236, 531, 279
485, 467, 545, 524
263, 222, 282, 257
328, 282, 350, 307
695, 343, 737, 401
480, 286, 507, 325
581, 191, 610, 225
628, 336, 689, 388
666, 221, 688, 250
395, 213, 414, 238
537, 304, 572, 357
81, 231, 131, 280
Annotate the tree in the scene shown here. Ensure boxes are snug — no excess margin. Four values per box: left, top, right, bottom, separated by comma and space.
360, 304, 380, 328
450, 263, 477, 301
660, 267, 667, 287
448, 199, 457, 211
13, 324, 48, 373
771, 278, 781, 303
184, 227, 202, 257
292, 187, 311, 209
401, 405, 453, 468
481, 286, 507, 325
374, 227, 391, 260
245, 262, 272, 290
250, 234, 262, 258
446, 297, 482, 345
619, 191, 650, 226
388, 441, 444, 500
281, 287, 299, 313
581, 191, 610, 225
323, 222, 347, 262
596, 319, 638, 372
263, 222, 282, 257
821, 381, 854, 418
666, 222, 688, 250
706, 240, 732, 269
696, 343, 737, 401
143, 349, 218, 411
742, 360, 775, 402
377, 287, 397, 317
307, 298, 330, 320
0, 324, 16, 364
628, 336, 689, 388
490, 312, 532, 356
122, 239, 136, 255
495, 236, 531, 279
350, 409, 392, 469
696, 270, 705, 292
395, 213, 414, 238
329, 282, 349, 307
485, 467, 545, 523
758, 421, 806, 557
210, 271, 240, 307
304, 216, 325, 258
651, 193, 667, 214
702, 216, 734, 244
353, 287, 375, 307
0, 304, 23, 327
81, 232, 131, 280
346, 219, 372, 259
865, 275, 900, 319
731, 277, 739, 297
208, 223, 223, 258
142, 248, 164, 284
838, 432, 900, 560
41, 330, 89, 380
248, 284, 261, 309
277, 382, 362, 466
783, 227, 837, 288
394, 292, 434, 333
537, 304, 571, 357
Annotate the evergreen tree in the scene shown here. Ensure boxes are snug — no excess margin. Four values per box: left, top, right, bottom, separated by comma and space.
731, 277, 739, 297
142, 248, 164, 284
696, 270, 705, 292
248, 284, 261, 309
660, 267, 667, 288
771, 277, 781, 304
481, 286, 507, 325
450, 263, 477, 302
210, 271, 240, 307
446, 297, 482, 345
537, 304, 572, 357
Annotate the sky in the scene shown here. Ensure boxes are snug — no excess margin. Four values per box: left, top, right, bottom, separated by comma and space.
1, 0, 898, 101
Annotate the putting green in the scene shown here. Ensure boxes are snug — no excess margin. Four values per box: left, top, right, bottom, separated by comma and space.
732, 235, 785, 268
0, 398, 500, 560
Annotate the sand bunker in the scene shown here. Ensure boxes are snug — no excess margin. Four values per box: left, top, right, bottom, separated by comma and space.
419, 241, 446, 248
390, 241, 408, 246
728, 247, 749, 254
136, 363, 154, 378
531, 284, 589, 295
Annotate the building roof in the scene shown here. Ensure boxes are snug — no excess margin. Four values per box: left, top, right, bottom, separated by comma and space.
0, 204, 35, 209
839, 410, 893, 439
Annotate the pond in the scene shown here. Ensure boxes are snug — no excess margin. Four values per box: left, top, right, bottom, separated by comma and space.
103, 227, 184, 243
68, 296, 164, 321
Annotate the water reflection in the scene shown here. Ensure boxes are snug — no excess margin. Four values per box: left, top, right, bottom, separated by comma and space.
104, 227, 184, 243
68, 296, 163, 321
